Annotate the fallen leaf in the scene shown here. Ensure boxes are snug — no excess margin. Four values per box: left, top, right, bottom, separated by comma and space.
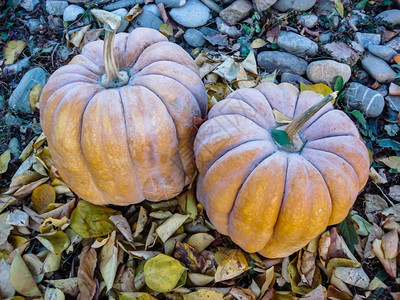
368, 277, 387, 290
177, 188, 198, 220
156, 213, 189, 243
242, 50, 258, 75
99, 231, 118, 291
183, 289, 224, 300
134, 206, 148, 238
174, 241, 205, 272
4, 40, 26, 65
32, 184, 56, 214
229, 286, 256, 300
369, 167, 388, 184
389, 186, 400, 202
379, 156, 400, 172
45, 287, 65, 300
333, 267, 370, 288
29, 84, 43, 110
213, 58, 239, 82
144, 253, 186, 293
6, 209, 29, 226
126, 4, 143, 21
0, 259, 15, 298
70, 200, 119, 238
337, 213, 358, 253
145, 222, 158, 250
352, 215, 372, 236
187, 232, 215, 252
9, 250, 41, 297
159, 23, 173, 36
40, 216, 70, 233
46, 277, 79, 297
0, 150, 11, 174
43, 252, 62, 273
287, 257, 313, 295
164, 233, 187, 255
301, 285, 325, 299
188, 273, 214, 286
68, 25, 91, 48
237, 64, 256, 89
215, 249, 248, 282
327, 284, 352, 300
300, 82, 333, 97
273, 109, 292, 124
326, 258, 360, 280
22, 253, 44, 283
392, 53, 400, 64
250, 38, 267, 49
37, 231, 70, 255
77, 246, 97, 300
119, 292, 156, 300
382, 230, 398, 259
113, 266, 136, 292
109, 214, 133, 242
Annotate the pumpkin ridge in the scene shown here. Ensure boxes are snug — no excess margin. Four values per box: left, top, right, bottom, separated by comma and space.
116, 88, 144, 199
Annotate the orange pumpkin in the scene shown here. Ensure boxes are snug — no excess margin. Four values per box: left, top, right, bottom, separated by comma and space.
40, 17, 207, 206
194, 82, 369, 258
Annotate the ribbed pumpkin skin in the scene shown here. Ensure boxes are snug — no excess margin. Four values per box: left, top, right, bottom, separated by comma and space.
194, 82, 369, 258
40, 28, 207, 206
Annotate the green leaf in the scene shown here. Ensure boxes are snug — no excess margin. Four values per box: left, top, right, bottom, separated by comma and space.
376, 139, 400, 151
37, 231, 70, 255
337, 213, 358, 253
0, 150, 11, 174
271, 129, 291, 146
355, 0, 368, 9
70, 200, 120, 238
334, 0, 344, 17
334, 76, 344, 92
300, 82, 333, 97
144, 254, 186, 293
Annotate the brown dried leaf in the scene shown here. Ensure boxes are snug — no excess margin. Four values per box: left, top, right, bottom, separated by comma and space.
77, 246, 97, 300
99, 231, 118, 291
134, 206, 148, 238
382, 229, 399, 259
46, 278, 79, 297
0, 259, 15, 298
215, 249, 248, 282
174, 241, 205, 273
109, 214, 133, 242
126, 4, 142, 21
372, 239, 397, 278
229, 286, 256, 300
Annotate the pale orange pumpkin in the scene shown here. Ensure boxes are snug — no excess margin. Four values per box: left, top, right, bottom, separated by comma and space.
40, 14, 207, 206
194, 82, 369, 258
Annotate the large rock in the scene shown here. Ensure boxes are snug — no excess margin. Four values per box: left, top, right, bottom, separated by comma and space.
386, 95, 400, 112
277, 31, 318, 57
307, 60, 351, 86
368, 45, 398, 62
354, 32, 381, 48
132, 10, 163, 30
385, 36, 400, 51
273, 0, 316, 12
156, 0, 186, 8
344, 82, 385, 117
375, 9, 400, 26
253, 0, 276, 11
63, 4, 85, 22
361, 53, 396, 83
46, 0, 68, 15
184, 29, 206, 47
219, 0, 252, 25
257, 51, 308, 75
216, 17, 242, 38
297, 14, 318, 28
170, 0, 212, 28
8, 67, 47, 114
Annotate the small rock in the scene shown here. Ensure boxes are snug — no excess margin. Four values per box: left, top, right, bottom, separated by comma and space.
386, 95, 400, 112
354, 32, 381, 48
103, 0, 143, 10
199, 26, 219, 36
351, 41, 365, 52
376, 84, 388, 98
8, 138, 20, 158
315, 0, 335, 15
143, 4, 161, 16
220, 0, 252, 25
156, 0, 186, 7
323, 42, 359, 64
319, 32, 332, 44
344, 82, 385, 117
253, 0, 276, 11
368, 45, 398, 62
170, 0, 212, 28
112, 9, 129, 32
355, 69, 369, 84
216, 17, 242, 38
26, 18, 41, 34
63, 4, 85, 22
297, 14, 318, 28
281, 72, 311, 85
2, 57, 30, 76
361, 53, 396, 83
375, 9, 400, 26
277, 31, 318, 57
349, 10, 370, 26
0, 96, 5, 110
46, 0, 68, 15
8, 67, 47, 114
132, 10, 163, 30
20, 0, 39, 11
257, 51, 308, 75
273, 0, 316, 12
4, 113, 22, 128
385, 36, 400, 52
184, 28, 206, 47
307, 60, 351, 86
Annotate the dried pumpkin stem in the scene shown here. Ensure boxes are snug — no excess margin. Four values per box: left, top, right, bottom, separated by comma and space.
285, 91, 338, 142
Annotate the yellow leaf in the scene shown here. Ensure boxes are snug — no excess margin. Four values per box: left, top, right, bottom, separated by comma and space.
287, 257, 313, 295
187, 273, 214, 286
184, 290, 224, 300
118, 292, 156, 300
300, 82, 333, 97
4, 40, 26, 65
37, 231, 70, 255
215, 249, 248, 282
70, 200, 119, 238
32, 184, 56, 214
334, 0, 344, 17
326, 258, 360, 280
99, 231, 119, 292
40, 216, 69, 233
126, 4, 143, 21
29, 84, 43, 110
159, 23, 173, 36
379, 156, 400, 172
250, 38, 267, 49
177, 187, 198, 220
187, 232, 215, 252
174, 241, 205, 272
155, 213, 189, 242
0, 150, 11, 174
144, 254, 186, 293
273, 109, 292, 124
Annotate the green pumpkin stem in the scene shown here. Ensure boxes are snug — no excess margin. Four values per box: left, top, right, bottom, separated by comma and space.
285, 91, 338, 142
91, 9, 129, 88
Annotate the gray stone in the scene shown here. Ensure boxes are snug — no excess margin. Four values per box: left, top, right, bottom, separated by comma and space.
46, 0, 68, 15
156, 0, 186, 7
273, 0, 316, 12
220, 0, 252, 25
315, 0, 335, 15
319, 32, 332, 44
143, 4, 161, 17
297, 14, 318, 28
254, 0, 276, 11
349, 10, 370, 26
103, 0, 143, 10
344, 82, 385, 117
307, 60, 351, 86
376, 9, 400, 26
2, 57, 30, 76
216, 17, 242, 38
385, 36, 400, 52
277, 31, 318, 57
63, 4, 84, 22
132, 10, 163, 30
170, 0, 211, 28
112, 9, 129, 32
354, 32, 381, 48
368, 45, 398, 62
8, 138, 20, 158
0, 96, 4, 110
257, 51, 308, 75
386, 95, 400, 112
376, 84, 388, 98
8, 68, 47, 114
281, 72, 311, 85
361, 53, 396, 83
4, 113, 21, 127
20, 0, 39, 11
26, 19, 41, 34
184, 28, 206, 47
199, 26, 219, 36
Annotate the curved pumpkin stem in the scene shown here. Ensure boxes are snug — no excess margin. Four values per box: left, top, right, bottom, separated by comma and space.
285, 91, 338, 142
91, 9, 129, 88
